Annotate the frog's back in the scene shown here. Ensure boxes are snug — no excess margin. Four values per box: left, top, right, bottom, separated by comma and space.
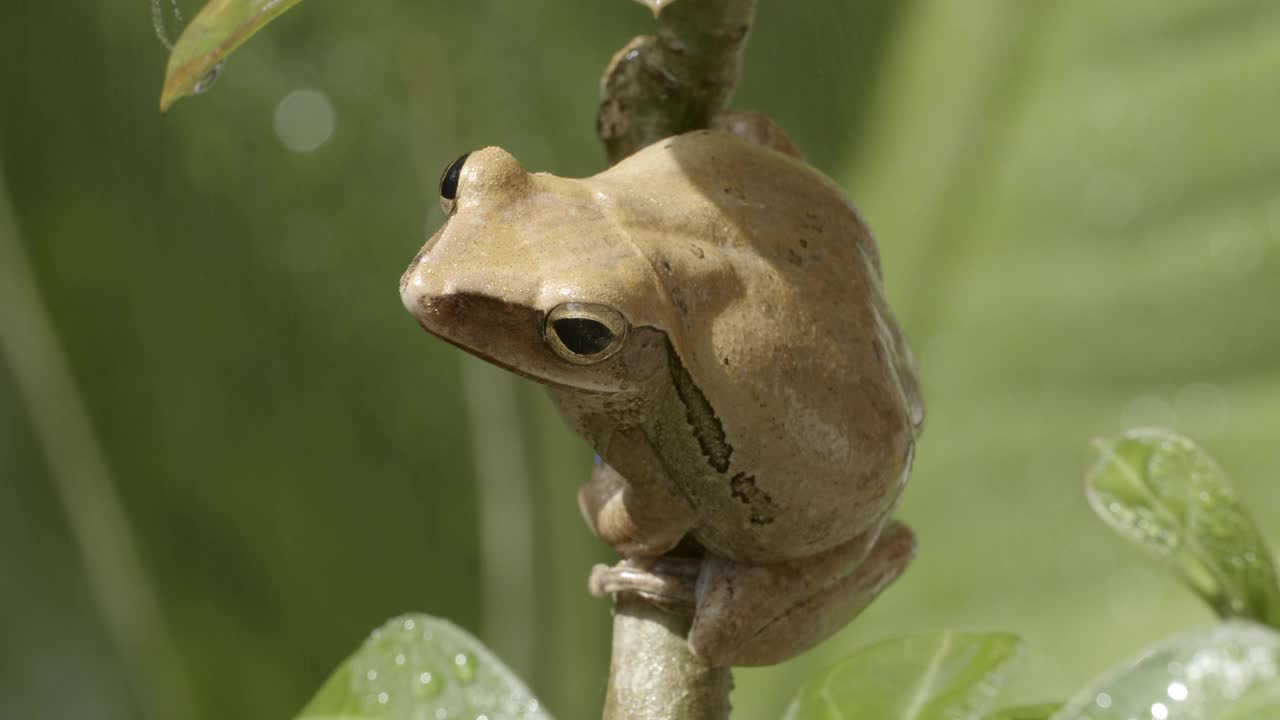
599, 131, 923, 563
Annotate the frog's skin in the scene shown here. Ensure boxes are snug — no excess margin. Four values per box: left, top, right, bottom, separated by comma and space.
400, 124, 924, 667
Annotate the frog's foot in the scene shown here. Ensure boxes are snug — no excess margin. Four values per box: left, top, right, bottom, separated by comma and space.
589, 557, 700, 615
712, 110, 803, 159
689, 520, 916, 667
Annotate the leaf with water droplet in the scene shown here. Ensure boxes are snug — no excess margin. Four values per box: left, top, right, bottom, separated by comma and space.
1054, 621, 1280, 720
296, 614, 553, 720
159, 0, 307, 112
782, 631, 1023, 720
1086, 428, 1280, 626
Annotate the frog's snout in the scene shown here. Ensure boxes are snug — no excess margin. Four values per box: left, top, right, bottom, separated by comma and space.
399, 252, 446, 328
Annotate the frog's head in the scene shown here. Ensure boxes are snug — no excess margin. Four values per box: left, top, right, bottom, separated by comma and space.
400, 147, 673, 394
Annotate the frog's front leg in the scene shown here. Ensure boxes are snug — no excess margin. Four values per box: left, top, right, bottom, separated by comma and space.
578, 451, 696, 558
591, 520, 915, 667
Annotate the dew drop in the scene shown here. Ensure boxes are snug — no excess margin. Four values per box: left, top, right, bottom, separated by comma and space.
453, 652, 475, 682
377, 692, 390, 705
416, 670, 442, 698
192, 61, 225, 95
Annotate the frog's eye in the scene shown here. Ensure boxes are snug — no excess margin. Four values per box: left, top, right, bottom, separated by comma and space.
545, 302, 628, 364
438, 152, 470, 214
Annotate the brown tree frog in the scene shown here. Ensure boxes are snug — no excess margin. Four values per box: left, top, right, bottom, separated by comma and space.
400, 125, 924, 667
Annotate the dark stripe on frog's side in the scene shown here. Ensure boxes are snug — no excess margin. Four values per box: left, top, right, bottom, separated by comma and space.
662, 335, 781, 525
730, 472, 779, 525
665, 336, 732, 473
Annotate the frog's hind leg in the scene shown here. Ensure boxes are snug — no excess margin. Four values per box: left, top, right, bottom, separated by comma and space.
712, 110, 804, 159
689, 520, 916, 667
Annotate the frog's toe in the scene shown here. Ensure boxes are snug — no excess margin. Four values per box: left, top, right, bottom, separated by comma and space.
589, 558, 699, 614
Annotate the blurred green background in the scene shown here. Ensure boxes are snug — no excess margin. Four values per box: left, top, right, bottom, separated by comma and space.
4, 1, 1280, 718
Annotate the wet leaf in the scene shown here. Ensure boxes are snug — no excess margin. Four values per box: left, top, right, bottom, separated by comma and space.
1086, 428, 1280, 626
159, 0, 306, 112
782, 631, 1022, 720
297, 614, 552, 720
983, 703, 1061, 720
1053, 621, 1280, 720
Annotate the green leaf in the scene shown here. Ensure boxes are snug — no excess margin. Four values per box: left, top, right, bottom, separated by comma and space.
1086, 428, 1280, 626
159, 0, 306, 112
1053, 621, 1280, 720
983, 703, 1062, 720
296, 614, 552, 720
782, 631, 1022, 720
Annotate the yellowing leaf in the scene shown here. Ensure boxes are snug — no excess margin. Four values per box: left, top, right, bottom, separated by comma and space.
159, 0, 306, 112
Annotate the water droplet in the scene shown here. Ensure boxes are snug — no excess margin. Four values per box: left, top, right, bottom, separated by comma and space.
411, 669, 441, 698
366, 669, 378, 681
436, 708, 449, 720
1151, 701, 1168, 719
192, 61, 225, 95
453, 652, 475, 682
1096, 692, 1113, 708
395, 653, 406, 666
404, 618, 417, 631
377, 692, 390, 705
1167, 681, 1188, 701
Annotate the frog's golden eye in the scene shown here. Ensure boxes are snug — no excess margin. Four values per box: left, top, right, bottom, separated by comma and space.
545, 302, 628, 364
438, 152, 470, 214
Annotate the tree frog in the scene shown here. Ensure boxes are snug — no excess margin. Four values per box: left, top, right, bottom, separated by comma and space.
400, 124, 924, 667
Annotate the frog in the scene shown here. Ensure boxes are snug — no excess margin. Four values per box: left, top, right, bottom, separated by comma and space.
399, 119, 924, 668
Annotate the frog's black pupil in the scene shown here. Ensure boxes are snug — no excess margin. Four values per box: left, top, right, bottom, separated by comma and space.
553, 318, 614, 356
440, 152, 470, 201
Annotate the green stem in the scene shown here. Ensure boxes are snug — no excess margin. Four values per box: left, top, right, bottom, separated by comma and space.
595, 3, 757, 716
603, 594, 732, 720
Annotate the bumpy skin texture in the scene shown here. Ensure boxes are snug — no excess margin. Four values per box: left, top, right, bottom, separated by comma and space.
401, 129, 923, 666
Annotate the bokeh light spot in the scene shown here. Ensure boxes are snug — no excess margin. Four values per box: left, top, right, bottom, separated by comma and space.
274, 89, 336, 153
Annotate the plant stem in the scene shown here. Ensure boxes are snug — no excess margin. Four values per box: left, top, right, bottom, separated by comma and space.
598, 0, 758, 164
596, 2, 757, 715
603, 594, 732, 720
